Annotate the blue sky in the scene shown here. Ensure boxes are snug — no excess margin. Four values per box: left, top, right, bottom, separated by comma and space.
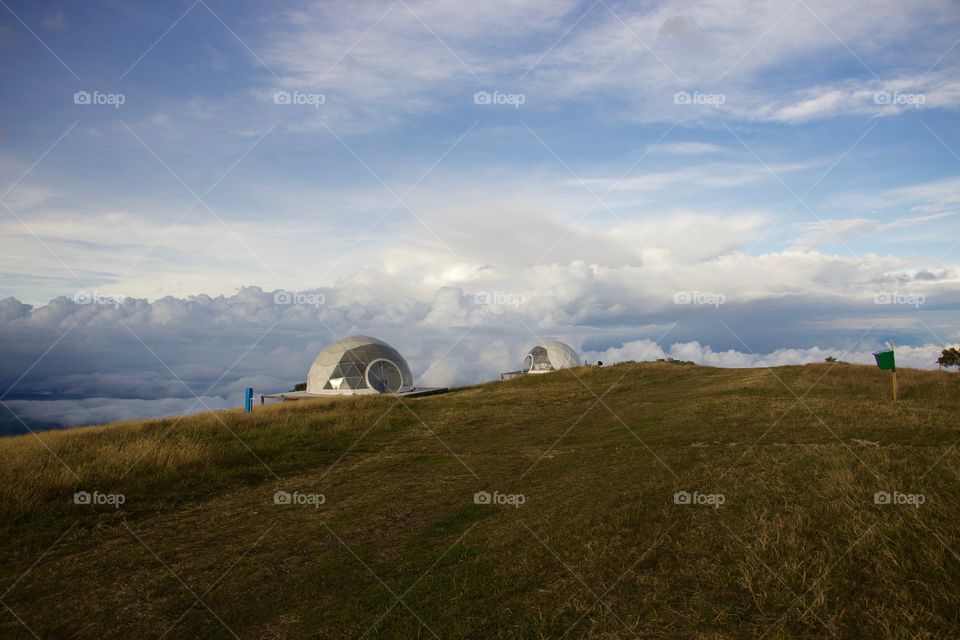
0, 0, 958, 431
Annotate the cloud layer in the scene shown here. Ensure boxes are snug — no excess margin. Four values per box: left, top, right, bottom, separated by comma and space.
1, 279, 955, 434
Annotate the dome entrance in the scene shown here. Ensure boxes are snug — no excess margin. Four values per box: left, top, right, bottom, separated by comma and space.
366, 358, 403, 393
521, 341, 580, 374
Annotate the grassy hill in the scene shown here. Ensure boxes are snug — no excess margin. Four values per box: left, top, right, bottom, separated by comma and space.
2, 361, 959, 639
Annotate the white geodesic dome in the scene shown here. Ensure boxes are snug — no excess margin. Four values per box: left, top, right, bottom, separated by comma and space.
522, 340, 580, 374
306, 335, 414, 394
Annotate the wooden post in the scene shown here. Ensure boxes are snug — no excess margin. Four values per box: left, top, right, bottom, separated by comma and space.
889, 340, 897, 402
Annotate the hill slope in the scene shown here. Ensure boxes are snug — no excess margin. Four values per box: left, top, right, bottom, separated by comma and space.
2, 362, 959, 639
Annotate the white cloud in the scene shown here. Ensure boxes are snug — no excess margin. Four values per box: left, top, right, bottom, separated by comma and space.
5, 395, 239, 429
792, 211, 960, 250
648, 142, 724, 155
584, 339, 954, 371
251, 0, 960, 130
746, 74, 960, 123
1, 261, 957, 433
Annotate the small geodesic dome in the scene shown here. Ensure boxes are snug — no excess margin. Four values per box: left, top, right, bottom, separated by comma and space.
306, 336, 414, 394
522, 341, 580, 374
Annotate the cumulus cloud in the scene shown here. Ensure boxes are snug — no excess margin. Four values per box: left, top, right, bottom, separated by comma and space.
1, 272, 957, 434
584, 339, 949, 370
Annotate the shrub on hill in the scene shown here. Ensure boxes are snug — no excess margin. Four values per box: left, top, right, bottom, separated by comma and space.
938, 348, 960, 371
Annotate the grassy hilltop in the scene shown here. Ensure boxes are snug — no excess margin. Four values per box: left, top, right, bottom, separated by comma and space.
1, 362, 960, 639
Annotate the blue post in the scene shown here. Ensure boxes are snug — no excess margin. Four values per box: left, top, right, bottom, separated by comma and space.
244, 387, 253, 413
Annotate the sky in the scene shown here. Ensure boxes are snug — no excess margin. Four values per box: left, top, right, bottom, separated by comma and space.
0, 0, 958, 433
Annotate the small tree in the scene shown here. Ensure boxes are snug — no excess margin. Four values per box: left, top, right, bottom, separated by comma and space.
938, 348, 960, 371
825, 356, 837, 363
290, 382, 307, 391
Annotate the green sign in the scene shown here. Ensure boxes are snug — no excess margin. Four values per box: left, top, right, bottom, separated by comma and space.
873, 349, 895, 371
